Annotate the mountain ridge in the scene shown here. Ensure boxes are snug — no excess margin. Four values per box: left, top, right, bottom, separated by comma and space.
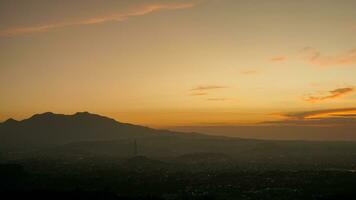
2, 112, 356, 159
0, 111, 192, 151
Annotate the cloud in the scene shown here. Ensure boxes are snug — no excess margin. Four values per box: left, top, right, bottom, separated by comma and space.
207, 98, 228, 101
191, 85, 227, 91
281, 107, 356, 120
304, 87, 354, 103
270, 56, 287, 62
271, 47, 356, 68
171, 107, 356, 140
0, 1, 198, 37
240, 70, 259, 75
266, 107, 356, 127
189, 92, 208, 96
332, 114, 356, 117
189, 85, 227, 97
266, 117, 356, 127
300, 47, 356, 67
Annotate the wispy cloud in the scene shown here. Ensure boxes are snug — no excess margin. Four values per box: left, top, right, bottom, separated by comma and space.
240, 70, 259, 75
207, 98, 228, 101
271, 47, 356, 68
191, 85, 227, 92
270, 56, 287, 62
189, 84, 229, 98
300, 47, 356, 67
282, 107, 356, 120
0, 2, 198, 37
304, 87, 354, 103
189, 92, 208, 96
268, 107, 356, 127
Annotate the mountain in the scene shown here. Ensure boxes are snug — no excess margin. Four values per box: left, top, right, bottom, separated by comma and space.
1, 112, 356, 164
0, 112, 196, 151
0, 112, 260, 158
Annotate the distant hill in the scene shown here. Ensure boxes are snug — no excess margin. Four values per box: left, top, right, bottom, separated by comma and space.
1, 112, 356, 163
0, 112, 201, 151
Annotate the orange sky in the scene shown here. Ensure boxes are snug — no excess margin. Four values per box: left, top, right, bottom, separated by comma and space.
0, 0, 356, 127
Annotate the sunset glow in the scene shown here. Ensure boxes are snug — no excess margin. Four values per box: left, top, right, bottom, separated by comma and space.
1, 0, 356, 129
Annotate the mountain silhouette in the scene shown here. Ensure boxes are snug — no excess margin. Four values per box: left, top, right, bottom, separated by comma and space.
0, 112, 253, 158
1, 112, 356, 159
0, 112, 187, 151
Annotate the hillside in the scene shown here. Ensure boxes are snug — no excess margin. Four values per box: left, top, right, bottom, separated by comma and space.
1, 112, 356, 164
0, 112, 199, 151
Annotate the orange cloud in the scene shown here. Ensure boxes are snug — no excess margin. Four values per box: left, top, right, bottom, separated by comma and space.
189, 85, 227, 97
0, 2, 197, 37
190, 92, 208, 96
281, 107, 356, 120
207, 98, 228, 101
240, 70, 259, 75
270, 56, 287, 62
264, 107, 356, 128
304, 87, 354, 103
300, 47, 356, 67
191, 85, 227, 91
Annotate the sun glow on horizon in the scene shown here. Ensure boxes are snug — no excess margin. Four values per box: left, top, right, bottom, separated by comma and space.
1, 0, 356, 131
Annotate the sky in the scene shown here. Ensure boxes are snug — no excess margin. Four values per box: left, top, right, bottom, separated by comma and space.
1, 0, 356, 133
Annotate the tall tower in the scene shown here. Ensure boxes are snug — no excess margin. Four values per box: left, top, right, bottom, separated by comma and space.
134, 139, 138, 156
